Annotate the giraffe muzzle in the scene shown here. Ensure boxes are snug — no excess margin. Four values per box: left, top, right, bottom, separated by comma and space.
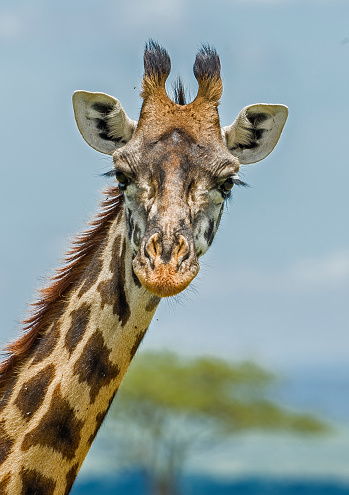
133, 232, 199, 297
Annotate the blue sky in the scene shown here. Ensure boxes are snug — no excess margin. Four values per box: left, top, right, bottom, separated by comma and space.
1, 0, 348, 370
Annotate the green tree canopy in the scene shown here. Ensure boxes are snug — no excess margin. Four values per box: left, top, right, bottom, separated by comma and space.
109, 352, 328, 495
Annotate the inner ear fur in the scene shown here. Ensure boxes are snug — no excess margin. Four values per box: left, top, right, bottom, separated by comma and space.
73, 91, 137, 155
222, 104, 288, 164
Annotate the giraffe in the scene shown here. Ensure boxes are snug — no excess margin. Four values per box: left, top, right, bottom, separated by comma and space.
0, 41, 288, 494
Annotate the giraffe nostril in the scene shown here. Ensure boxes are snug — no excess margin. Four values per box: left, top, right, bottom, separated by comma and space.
144, 233, 161, 262
176, 235, 190, 265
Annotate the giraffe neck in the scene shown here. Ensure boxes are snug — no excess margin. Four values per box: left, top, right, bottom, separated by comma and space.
0, 194, 160, 494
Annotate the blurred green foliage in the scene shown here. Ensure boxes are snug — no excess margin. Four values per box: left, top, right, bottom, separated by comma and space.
109, 352, 328, 495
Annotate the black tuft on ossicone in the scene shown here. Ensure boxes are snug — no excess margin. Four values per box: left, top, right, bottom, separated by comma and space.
144, 40, 171, 79
173, 78, 187, 105
193, 44, 221, 81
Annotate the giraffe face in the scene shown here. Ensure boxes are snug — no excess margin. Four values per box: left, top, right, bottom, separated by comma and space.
73, 41, 288, 297
112, 129, 240, 297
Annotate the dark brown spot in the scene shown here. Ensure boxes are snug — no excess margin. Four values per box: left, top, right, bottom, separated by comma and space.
0, 375, 17, 414
97, 236, 131, 326
87, 390, 118, 446
30, 301, 65, 366
216, 204, 224, 230
21, 384, 83, 461
21, 468, 56, 495
65, 303, 91, 355
132, 267, 142, 288
110, 234, 122, 271
0, 421, 14, 466
32, 325, 61, 366
74, 330, 120, 404
78, 251, 104, 297
133, 224, 142, 249
14, 364, 56, 421
145, 296, 160, 312
0, 472, 11, 492
64, 462, 79, 495
126, 208, 134, 239
130, 329, 148, 361
204, 218, 215, 247
87, 411, 105, 447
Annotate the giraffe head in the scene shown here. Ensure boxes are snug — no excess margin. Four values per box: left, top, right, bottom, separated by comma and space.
73, 41, 287, 298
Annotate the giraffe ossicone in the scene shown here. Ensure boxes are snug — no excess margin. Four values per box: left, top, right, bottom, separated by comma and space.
0, 41, 287, 494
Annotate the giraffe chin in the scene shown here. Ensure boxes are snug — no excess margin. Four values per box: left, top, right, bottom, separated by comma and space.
133, 260, 199, 298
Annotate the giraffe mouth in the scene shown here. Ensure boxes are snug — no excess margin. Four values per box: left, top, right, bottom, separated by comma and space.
132, 232, 199, 297
133, 258, 199, 297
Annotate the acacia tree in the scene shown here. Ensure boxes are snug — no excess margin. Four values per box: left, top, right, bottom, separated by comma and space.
109, 352, 327, 495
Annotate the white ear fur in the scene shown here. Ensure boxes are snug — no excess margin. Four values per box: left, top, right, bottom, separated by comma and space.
72, 91, 137, 155
221, 104, 288, 164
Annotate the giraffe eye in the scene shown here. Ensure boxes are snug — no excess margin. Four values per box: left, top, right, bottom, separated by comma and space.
218, 175, 248, 197
218, 177, 235, 198
114, 171, 131, 190
220, 177, 235, 192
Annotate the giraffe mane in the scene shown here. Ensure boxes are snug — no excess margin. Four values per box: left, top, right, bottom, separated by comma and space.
0, 186, 124, 392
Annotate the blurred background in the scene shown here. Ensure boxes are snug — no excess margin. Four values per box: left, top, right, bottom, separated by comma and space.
1, 0, 348, 493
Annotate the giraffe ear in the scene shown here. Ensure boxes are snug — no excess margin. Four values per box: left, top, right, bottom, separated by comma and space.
221, 104, 288, 164
72, 91, 137, 155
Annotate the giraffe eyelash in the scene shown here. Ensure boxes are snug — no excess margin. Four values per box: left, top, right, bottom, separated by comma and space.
219, 175, 249, 194
101, 168, 121, 179
102, 169, 118, 178
231, 177, 249, 187
102, 169, 133, 191
228, 173, 249, 188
